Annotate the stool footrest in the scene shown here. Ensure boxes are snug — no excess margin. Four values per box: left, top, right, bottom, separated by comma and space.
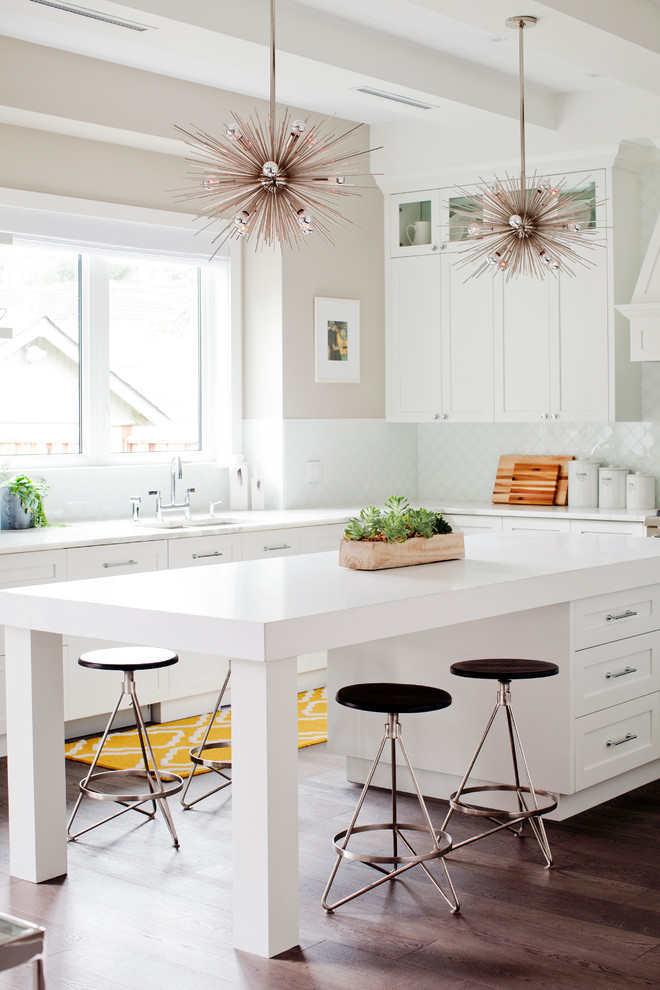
81, 768, 183, 803
449, 784, 558, 820
189, 740, 232, 771
333, 822, 452, 867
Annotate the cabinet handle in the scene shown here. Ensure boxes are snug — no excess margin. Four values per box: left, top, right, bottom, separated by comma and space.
103, 559, 138, 569
606, 732, 637, 748
191, 551, 223, 560
263, 544, 292, 552
539, 413, 547, 420
605, 665, 637, 679
605, 609, 637, 622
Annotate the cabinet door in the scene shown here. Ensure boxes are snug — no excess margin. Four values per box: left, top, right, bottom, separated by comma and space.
65, 541, 168, 722
444, 513, 502, 536
552, 260, 609, 421
440, 254, 494, 420
494, 276, 552, 421
390, 190, 441, 257
502, 516, 571, 534
387, 255, 443, 422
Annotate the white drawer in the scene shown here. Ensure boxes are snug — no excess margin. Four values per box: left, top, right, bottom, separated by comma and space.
168, 534, 241, 569
574, 631, 660, 717
502, 516, 571, 534
575, 693, 660, 789
307, 523, 346, 553
570, 519, 645, 537
573, 584, 660, 649
444, 513, 503, 536
241, 528, 305, 560
67, 540, 168, 579
0, 549, 67, 588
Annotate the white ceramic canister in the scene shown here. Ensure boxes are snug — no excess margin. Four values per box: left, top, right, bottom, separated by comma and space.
598, 466, 628, 509
568, 460, 599, 508
626, 472, 656, 510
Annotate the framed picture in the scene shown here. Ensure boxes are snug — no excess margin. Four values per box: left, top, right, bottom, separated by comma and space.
314, 297, 360, 384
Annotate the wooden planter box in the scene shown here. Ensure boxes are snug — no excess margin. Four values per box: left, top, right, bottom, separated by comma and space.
339, 532, 465, 570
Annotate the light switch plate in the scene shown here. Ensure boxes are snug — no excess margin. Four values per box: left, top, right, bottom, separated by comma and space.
306, 460, 322, 483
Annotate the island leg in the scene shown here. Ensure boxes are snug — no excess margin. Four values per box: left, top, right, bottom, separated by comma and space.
230, 655, 299, 957
5, 627, 67, 882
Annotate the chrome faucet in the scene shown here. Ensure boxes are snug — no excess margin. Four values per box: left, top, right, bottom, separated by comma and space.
148, 456, 195, 521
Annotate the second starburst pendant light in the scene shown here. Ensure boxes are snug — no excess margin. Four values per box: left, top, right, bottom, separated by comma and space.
175, 0, 377, 254
455, 15, 599, 280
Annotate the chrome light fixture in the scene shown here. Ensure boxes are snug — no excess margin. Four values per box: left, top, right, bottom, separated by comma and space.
175, 0, 378, 254
454, 15, 599, 280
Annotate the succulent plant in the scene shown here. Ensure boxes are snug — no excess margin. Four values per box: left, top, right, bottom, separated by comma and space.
344, 496, 452, 544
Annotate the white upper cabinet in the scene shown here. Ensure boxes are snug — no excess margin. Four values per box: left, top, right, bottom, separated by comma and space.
387, 254, 443, 421
390, 190, 442, 257
386, 167, 639, 423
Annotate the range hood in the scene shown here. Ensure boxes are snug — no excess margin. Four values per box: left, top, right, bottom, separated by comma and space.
617, 208, 660, 360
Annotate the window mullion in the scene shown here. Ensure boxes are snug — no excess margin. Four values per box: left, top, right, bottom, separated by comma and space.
81, 256, 110, 462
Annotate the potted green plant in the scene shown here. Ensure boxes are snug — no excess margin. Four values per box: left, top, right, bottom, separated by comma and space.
0, 472, 50, 529
339, 495, 465, 570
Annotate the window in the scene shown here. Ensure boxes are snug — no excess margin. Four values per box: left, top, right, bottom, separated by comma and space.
0, 241, 229, 463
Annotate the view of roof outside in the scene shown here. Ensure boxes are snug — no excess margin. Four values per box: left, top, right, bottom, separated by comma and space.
0, 246, 201, 457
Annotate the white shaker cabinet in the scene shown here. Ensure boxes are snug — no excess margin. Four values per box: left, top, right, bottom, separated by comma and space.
64, 541, 168, 721
390, 190, 442, 258
387, 255, 443, 422
494, 274, 553, 421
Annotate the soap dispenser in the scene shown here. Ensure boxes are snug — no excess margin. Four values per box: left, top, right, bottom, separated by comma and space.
251, 466, 265, 510
229, 455, 249, 510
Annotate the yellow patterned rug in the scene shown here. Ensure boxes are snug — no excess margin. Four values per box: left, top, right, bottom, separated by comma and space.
65, 686, 327, 777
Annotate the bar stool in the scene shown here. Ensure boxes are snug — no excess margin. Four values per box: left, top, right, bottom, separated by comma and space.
441, 658, 558, 868
180, 660, 232, 810
322, 682, 459, 914
0, 912, 46, 989
67, 647, 183, 847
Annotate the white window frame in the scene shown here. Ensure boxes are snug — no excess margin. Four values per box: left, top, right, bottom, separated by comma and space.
0, 187, 240, 468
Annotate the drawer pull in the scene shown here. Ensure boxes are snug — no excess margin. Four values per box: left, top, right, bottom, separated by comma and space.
263, 544, 292, 552
606, 731, 638, 748
192, 551, 223, 560
605, 665, 637, 680
103, 559, 138, 569
605, 609, 637, 622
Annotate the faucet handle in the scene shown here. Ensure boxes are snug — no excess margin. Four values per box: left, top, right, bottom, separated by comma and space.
185, 487, 196, 496
148, 490, 160, 497
130, 495, 141, 522
209, 498, 222, 517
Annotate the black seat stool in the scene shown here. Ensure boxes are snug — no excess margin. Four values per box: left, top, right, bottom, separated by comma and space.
441, 659, 558, 868
322, 682, 459, 914
67, 647, 183, 847
180, 660, 232, 810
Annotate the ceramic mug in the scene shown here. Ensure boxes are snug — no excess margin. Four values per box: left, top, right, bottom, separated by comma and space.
406, 220, 431, 245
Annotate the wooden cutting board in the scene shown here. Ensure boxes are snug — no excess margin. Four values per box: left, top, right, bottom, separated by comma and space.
493, 454, 574, 505
509, 462, 560, 505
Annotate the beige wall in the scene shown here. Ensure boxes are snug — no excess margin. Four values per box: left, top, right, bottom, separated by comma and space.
0, 36, 385, 422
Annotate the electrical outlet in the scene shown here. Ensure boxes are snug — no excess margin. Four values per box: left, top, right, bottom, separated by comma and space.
306, 460, 322, 483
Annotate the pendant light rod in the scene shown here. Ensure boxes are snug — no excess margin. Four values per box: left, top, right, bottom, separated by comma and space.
269, 0, 276, 155
505, 15, 536, 190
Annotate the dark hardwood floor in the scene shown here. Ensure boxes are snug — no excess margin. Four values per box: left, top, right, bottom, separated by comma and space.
0, 746, 658, 989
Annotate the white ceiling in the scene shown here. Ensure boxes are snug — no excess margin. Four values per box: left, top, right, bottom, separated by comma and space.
2, 0, 660, 161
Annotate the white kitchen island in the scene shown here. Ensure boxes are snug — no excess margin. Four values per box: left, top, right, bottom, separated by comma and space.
0, 531, 659, 959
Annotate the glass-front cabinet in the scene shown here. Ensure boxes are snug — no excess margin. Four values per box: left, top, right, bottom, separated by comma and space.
390, 190, 441, 257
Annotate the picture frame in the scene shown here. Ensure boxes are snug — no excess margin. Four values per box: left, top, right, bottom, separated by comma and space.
314, 297, 360, 384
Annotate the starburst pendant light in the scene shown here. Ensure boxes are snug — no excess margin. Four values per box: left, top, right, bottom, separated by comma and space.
175, 0, 378, 254
453, 15, 599, 280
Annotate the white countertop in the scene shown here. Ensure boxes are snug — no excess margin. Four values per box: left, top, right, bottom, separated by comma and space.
3, 531, 660, 660
0, 501, 653, 555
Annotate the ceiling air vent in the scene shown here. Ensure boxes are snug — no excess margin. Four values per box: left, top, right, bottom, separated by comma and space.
28, 0, 155, 32
355, 87, 433, 110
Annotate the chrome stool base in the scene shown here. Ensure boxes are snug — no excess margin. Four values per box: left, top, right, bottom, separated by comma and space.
322, 707, 459, 915
442, 667, 557, 869
181, 662, 232, 810
67, 659, 183, 847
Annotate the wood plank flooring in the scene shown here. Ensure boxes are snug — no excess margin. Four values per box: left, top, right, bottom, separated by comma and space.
0, 747, 657, 989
